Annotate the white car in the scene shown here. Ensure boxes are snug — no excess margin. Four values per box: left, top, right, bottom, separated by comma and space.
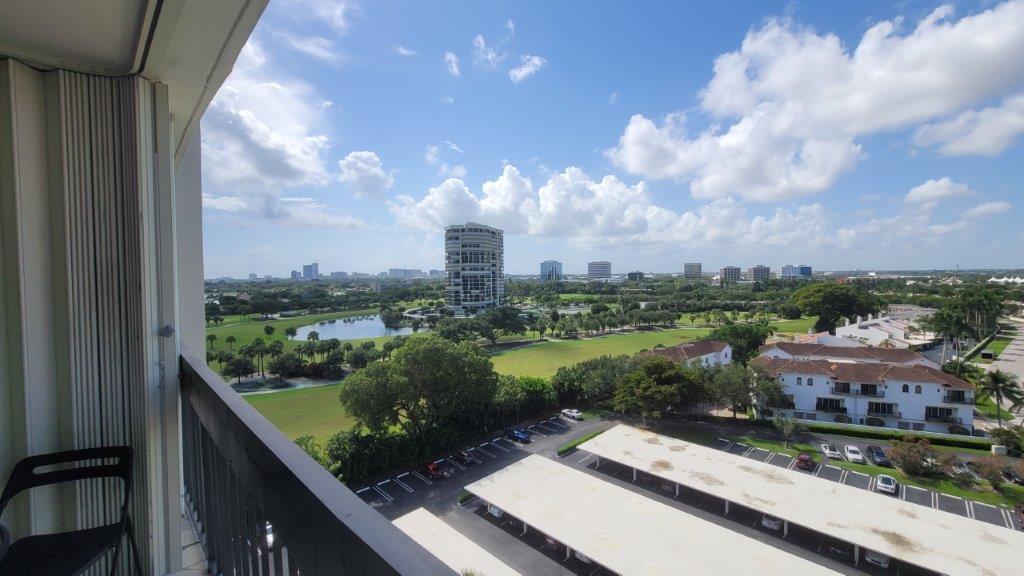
560, 408, 583, 420
876, 474, 898, 495
761, 514, 782, 531
820, 444, 841, 459
844, 445, 865, 464
864, 550, 891, 568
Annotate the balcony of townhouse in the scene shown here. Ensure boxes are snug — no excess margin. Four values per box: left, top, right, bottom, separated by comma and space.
943, 392, 974, 404
828, 383, 885, 397
925, 412, 963, 424
866, 409, 902, 419
814, 401, 848, 414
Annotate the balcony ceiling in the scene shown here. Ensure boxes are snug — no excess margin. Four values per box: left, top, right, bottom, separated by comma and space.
0, 0, 152, 75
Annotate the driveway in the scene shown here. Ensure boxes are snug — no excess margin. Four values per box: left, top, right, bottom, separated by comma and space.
985, 321, 1024, 425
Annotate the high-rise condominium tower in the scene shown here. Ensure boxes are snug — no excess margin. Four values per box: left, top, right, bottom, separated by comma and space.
445, 222, 504, 315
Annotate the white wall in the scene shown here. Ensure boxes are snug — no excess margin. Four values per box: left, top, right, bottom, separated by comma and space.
175, 126, 205, 355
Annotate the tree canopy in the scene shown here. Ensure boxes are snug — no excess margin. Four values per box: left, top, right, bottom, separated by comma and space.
791, 283, 878, 333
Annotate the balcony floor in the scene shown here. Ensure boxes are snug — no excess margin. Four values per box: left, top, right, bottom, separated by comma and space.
172, 512, 208, 576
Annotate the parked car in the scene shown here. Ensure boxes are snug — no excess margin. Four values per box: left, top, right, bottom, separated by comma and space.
761, 514, 782, 531
1002, 467, 1024, 486
561, 408, 583, 420
575, 551, 594, 564
420, 462, 442, 480
844, 445, 865, 464
452, 451, 475, 466
505, 429, 531, 444
876, 474, 898, 495
824, 539, 851, 561
865, 445, 891, 467
820, 444, 842, 460
864, 551, 891, 568
795, 453, 815, 471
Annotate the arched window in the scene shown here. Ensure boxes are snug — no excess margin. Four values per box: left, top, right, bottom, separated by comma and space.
807, 378, 814, 386
797, 377, 803, 386
902, 384, 909, 393
915, 385, 921, 394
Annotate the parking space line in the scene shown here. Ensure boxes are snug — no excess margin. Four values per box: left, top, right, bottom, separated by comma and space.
867, 476, 875, 492
786, 458, 797, 470
1000, 508, 1013, 529
474, 446, 496, 459
813, 464, 824, 477
393, 476, 414, 493
763, 451, 774, 463
446, 457, 466, 471
899, 484, 906, 500
965, 499, 974, 519
528, 426, 547, 436
578, 453, 595, 465
492, 440, 514, 451
412, 471, 433, 485
741, 446, 754, 457
433, 458, 446, 464
355, 487, 370, 494
373, 485, 393, 502
839, 470, 849, 483
931, 492, 939, 508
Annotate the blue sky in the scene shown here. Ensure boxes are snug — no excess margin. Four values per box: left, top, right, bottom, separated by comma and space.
201, 0, 1023, 277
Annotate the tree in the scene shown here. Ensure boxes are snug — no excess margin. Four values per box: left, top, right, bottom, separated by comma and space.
480, 306, 528, 340
345, 346, 372, 369
925, 307, 975, 364
706, 322, 773, 363
264, 325, 276, 338
791, 283, 878, 333
339, 362, 404, 430
225, 335, 237, 349
976, 369, 1024, 429
772, 414, 804, 448
223, 356, 255, 383
268, 352, 304, 378
713, 363, 751, 418
206, 334, 217, 349
888, 437, 938, 476
778, 304, 802, 320
285, 326, 298, 340
295, 435, 326, 467
612, 356, 681, 419
435, 318, 482, 343
972, 455, 1010, 489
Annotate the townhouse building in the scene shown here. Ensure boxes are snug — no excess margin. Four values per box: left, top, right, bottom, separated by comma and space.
649, 341, 733, 367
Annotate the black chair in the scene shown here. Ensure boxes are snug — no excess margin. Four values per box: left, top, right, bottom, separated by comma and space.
0, 447, 143, 576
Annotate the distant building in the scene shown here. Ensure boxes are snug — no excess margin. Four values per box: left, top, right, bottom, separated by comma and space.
748, 264, 770, 282
445, 222, 504, 315
248, 273, 258, 280
429, 269, 444, 278
719, 266, 741, 283
627, 271, 645, 281
684, 262, 702, 278
302, 262, 319, 279
329, 271, 348, 279
290, 270, 301, 280
781, 264, 813, 279
388, 268, 424, 279
540, 260, 563, 282
588, 261, 611, 279
649, 341, 732, 367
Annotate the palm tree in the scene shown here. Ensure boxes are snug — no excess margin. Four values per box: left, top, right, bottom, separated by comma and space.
925, 308, 974, 364
977, 369, 1024, 429
206, 334, 217, 349
225, 335, 236, 349
285, 326, 297, 340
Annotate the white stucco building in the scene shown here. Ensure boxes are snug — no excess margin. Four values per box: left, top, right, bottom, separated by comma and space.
649, 340, 732, 367
444, 222, 505, 315
751, 356, 974, 434
758, 342, 940, 369
834, 314, 936, 349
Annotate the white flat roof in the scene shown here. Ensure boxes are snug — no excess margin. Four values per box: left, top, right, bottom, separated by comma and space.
465, 454, 840, 576
580, 425, 1024, 576
392, 508, 519, 576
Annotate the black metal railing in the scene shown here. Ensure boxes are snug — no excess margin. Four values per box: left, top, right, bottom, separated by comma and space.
815, 404, 847, 414
943, 394, 973, 404
925, 414, 961, 424
180, 348, 454, 576
866, 410, 901, 418
829, 386, 884, 397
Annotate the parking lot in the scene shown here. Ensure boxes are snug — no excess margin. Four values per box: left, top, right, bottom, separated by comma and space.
710, 437, 1020, 531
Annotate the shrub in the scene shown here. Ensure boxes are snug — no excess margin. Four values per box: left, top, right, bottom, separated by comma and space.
889, 437, 938, 476
802, 423, 993, 450
864, 417, 886, 427
557, 430, 605, 456
972, 455, 1010, 489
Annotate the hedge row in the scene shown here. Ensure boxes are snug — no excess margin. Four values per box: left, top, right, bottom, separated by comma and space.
805, 422, 994, 450
557, 430, 606, 456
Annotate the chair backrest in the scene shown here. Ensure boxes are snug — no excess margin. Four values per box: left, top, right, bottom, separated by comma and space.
0, 446, 133, 518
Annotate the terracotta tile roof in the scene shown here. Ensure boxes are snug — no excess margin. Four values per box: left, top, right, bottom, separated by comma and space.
649, 340, 728, 362
758, 342, 926, 364
752, 356, 973, 390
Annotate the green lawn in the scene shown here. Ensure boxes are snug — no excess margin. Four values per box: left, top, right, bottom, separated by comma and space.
975, 394, 1016, 422
770, 316, 818, 334
244, 383, 356, 442
490, 327, 711, 378
978, 336, 1013, 364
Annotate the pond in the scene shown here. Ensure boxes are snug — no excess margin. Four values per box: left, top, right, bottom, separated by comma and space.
293, 314, 418, 340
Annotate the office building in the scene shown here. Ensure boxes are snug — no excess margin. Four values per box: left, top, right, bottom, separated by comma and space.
781, 264, 813, 279
290, 270, 301, 280
719, 266, 741, 283
445, 222, 504, 315
627, 271, 645, 281
302, 262, 319, 279
748, 264, 770, 281
540, 260, 563, 282
588, 261, 612, 279
248, 273, 258, 280
429, 269, 444, 278
329, 271, 348, 279
388, 268, 424, 279
684, 262, 702, 278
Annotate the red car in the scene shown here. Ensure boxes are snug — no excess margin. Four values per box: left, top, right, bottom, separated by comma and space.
420, 462, 442, 480
795, 453, 815, 471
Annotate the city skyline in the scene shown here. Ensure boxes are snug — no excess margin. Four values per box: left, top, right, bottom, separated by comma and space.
201, 1, 1023, 278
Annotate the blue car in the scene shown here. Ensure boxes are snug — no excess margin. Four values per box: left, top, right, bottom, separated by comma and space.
505, 429, 530, 444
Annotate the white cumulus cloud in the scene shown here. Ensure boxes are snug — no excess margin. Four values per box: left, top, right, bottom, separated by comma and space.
914, 93, 1024, 156
395, 45, 418, 57
607, 2, 1024, 201
963, 201, 1012, 218
339, 151, 395, 198
443, 52, 460, 76
904, 177, 973, 204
